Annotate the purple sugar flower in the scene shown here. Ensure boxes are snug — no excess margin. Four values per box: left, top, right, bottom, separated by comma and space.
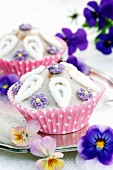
78, 125, 113, 165
13, 50, 28, 61
12, 81, 23, 95
66, 56, 89, 75
77, 88, 93, 101
96, 27, 113, 54
30, 94, 49, 109
19, 24, 32, 31
56, 28, 88, 55
48, 63, 65, 74
0, 74, 19, 95
47, 45, 59, 55
84, 0, 113, 29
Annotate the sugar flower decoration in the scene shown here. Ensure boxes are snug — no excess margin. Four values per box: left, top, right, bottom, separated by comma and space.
13, 50, 28, 61
47, 45, 59, 55
84, 0, 113, 29
66, 56, 89, 75
96, 27, 113, 55
56, 28, 88, 55
19, 24, 32, 31
77, 88, 93, 101
77, 125, 113, 165
30, 136, 64, 170
48, 63, 65, 74
12, 81, 23, 95
31, 93, 49, 109
10, 119, 41, 146
0, 74, 19, 95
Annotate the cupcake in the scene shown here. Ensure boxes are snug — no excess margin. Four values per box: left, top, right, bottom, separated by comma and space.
0, 24, 67, 77
8, 62, 105, 134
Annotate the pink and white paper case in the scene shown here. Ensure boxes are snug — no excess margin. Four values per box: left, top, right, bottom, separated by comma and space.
0, 38, 67, 77
8, 81, 105, 135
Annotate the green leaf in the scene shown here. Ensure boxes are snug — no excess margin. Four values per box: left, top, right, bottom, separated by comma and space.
82, 22, 91, 28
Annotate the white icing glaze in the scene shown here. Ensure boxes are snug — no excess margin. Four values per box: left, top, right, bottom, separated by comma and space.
60, 62, 77, 71
49, 77, 72, 108
20, 65, 45, 82
69, 69, 100, 92
0, 35, 17, 57
15, 75, 44, 102
23, 35, 43, 60
40, 31, 62, 48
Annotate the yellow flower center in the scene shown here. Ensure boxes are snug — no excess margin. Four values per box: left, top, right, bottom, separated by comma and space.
55, 64, 58, 68
36, 98, 40, 103
96, 140, 105, 149
2, 84, 8, 89
84, 91, 88, 94
18, 53, 22, 57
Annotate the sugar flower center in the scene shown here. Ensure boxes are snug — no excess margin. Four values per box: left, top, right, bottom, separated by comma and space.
96, 140, 105, 149
18, 53, 23, 57
36, 98, 41, 103
2, 84, 8, 89
84, 90, 88, 94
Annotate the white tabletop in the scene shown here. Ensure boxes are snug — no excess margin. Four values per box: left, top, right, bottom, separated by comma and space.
0, 0, 113, 169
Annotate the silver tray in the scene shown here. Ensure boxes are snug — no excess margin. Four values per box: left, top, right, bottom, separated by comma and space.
1, 69, 113, 153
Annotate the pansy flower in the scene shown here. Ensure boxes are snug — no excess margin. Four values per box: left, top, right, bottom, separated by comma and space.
96, 27, 113, 55
30, 136, 64, 170
13, 50, 28, 61
0, 74, 19, 95
66, 56, 89, 75
10, 119, 41, 146
84, 0, 113, 29
30, 93, 49, 109
48, 63, 65, 74
56, 28, 88, 55
77, 125, 113, 165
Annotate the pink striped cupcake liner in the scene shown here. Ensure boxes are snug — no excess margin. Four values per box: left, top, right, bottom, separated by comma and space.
8, 81, 105, 135
0, 38, 67, 77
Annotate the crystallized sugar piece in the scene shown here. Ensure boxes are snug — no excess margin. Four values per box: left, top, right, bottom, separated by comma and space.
49, 77, 72, 108
15, 75, 44, 102
20, 65, 45, 82
23, 35, 43, 60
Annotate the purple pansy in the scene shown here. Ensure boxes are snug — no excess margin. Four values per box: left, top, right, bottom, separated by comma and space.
77, 125, 113, 165
84, 0, 113, 29
12, 81, 23, 95
66, 56, 89, 75
47, 45, 59, 55
48, 63, 65, 74
56, 28, 88, 55
0, 74, 19, 95
96, 27, 113, 54
19, 24, 32, 31
30, 93, 49, 109
13, 50, 28, 61
77, 88, 93, 101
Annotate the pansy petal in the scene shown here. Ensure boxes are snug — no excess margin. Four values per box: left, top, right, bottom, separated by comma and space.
36, 159, 47, 170
77, 61, 90, 75
99, 17, 106, 29
88, 1, 99, 12
8, 74, 19, 85
96, 41, 112, 55
66, 56, 78, 66
97, 149, 113, 165
84, 8, 97, 27
62, 28, 73, 39
109, 27, 113, 36
26, 119, 40, 134
100, 2, 113, 20
68, 44, 77, 55
55, 33, 65, 40
53, 152, 64, 158
30, 138, 45, 157
28, 134, 42, 144
97, 34, 109, 41
45, 158, 64, 170
73, 29, 88, 51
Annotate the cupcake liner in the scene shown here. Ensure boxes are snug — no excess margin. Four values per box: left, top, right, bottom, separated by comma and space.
8, 81, 105, 135
0, 38, 67, 77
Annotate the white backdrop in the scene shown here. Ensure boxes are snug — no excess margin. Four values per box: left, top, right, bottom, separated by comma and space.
0, 0, 113, 170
